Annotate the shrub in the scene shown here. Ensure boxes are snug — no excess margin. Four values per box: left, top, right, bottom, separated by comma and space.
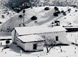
44, 7, 50, 10
53, 12, 58, 16
61, 10, 66, 16
75, 10, 77, 12
61, 10, 64, 13
51, 22, 54, 24
19, 15, 23, 18
71, 5, 77, 8
55, 20, 60, 26
57, 11, 61, 14
31, 16, 37, 20
63, 12, 66, 16
2, 15, 5, 18
68, 8, 71, 13
54, 6, 59, 11
7, 12, 9, 15
23, 9, 25, 13
34, 21, 37, 23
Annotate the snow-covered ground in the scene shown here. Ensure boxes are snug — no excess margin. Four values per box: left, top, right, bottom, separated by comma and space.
0, 6, 78, 31
0, 9, 17, 26
0, 6, 73, 30
0, 32, 78, 57
58, 9, 78, 26
41, 7, 77, 27
67, 32, 78, 44
0, 4, 78, 57
0, 44, 78, 57
0, 2, 17, 27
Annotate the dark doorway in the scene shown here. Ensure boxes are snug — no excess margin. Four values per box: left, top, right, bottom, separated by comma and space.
56, 36, 59, 41
33, 44, 37, 50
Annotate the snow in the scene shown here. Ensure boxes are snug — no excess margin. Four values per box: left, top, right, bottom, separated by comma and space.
20, 6, 78, 28
0, 32, 77, 57
0, 6, 70, 30
67, 32, 78, 44
0, 1, 17, 27
0, 45, 78, 57
0, 3, 78, 57
18, 35, 44, 42
15, 26, 66, 35
57, 7, 78, 26
41, 7, 77, 27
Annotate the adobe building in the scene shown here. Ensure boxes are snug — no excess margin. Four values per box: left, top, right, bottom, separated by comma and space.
15, 35, 45, 51
12, 26, 69, 45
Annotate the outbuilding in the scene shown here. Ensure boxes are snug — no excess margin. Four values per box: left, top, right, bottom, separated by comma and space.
15, 35, 45, 51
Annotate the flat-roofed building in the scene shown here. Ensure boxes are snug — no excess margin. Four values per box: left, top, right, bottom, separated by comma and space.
15, 35, 45, 51
12, 26, 69, 46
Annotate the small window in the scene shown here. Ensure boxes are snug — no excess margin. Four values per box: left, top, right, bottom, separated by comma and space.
56, 36, 59, 41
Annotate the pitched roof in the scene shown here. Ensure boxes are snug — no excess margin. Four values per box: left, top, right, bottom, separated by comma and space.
18, 35, 44, 42
15, 26, 66, 35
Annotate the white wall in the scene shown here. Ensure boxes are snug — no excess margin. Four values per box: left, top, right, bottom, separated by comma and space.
33, 31, 69, 44
24, 42, 44, 51
24, 43, 33, 51
15, 37, 44, 51
43, 31, 69, 44
15, 37, 25, 49
13, 30, 20, 43
11, 29, 15, 41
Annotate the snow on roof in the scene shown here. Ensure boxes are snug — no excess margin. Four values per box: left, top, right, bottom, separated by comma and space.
18, 35, 44, 42
15, 26, 66, 35
0, 36, 12, 39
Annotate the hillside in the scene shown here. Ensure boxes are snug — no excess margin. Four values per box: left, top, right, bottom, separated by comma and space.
0, 6, 78, 36
0, 0, 17, 34
58, 8, 78, 26
0, 6, 69, 31
41, 7, 77, 27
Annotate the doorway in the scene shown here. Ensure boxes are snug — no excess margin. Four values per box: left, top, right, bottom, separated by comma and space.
56, 36, 59, 41
33, 44, 37, 50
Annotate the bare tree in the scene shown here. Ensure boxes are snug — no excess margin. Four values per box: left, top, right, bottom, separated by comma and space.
18, 9, 26, 26
45, 39, 55, 53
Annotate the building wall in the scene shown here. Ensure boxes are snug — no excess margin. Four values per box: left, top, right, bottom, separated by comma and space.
15, 37, 25, 49
12, 29, 15, 41
24, 42, 44, 51
15, 37, 44, 51
38, 31, 68, 44
12, 30, 19, 43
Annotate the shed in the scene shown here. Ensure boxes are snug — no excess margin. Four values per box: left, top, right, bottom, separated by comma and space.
15, 35, 45, 51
